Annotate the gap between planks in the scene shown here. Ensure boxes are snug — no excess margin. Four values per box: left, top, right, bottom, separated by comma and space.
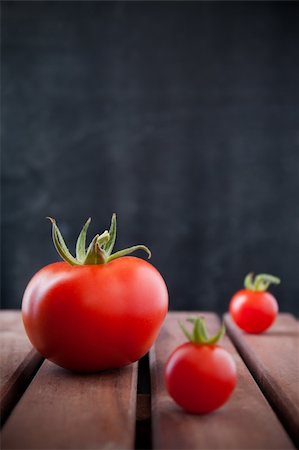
135, 353, 152, 450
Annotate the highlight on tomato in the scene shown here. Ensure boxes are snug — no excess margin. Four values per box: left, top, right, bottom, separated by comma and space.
229, 272, 280, 334
22, 214, 168, 372
165, 318, 237, 414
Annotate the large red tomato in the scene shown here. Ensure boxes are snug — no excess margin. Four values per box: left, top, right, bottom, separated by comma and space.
22, 215, 168, 372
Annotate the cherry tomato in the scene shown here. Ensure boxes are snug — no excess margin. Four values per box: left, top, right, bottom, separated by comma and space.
165, 318, 237, 414
229, 273, 280, 333
22, 215, 168, 372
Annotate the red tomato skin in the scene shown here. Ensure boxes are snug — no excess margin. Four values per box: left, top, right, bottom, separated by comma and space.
165, 343, 237, 414
22, 257, 168, 372
229, 289, 278, 333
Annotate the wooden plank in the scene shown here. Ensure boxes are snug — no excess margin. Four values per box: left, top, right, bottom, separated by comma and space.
225, 313, 299, 448
150, 312, 294, 450
0, 311, 43, 425
2, 359, 138, 450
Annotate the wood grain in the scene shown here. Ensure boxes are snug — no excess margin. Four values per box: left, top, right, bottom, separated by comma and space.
150, 312, 294, 450
1, 359, 138, 450
225, 313, 299, 448
0, 311, 43, 425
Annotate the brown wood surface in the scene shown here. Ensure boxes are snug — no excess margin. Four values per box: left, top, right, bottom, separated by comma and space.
1, 358, 138, 450
0, 311, 43, 424
225, 313, 299, 448
150, 312, 294, 450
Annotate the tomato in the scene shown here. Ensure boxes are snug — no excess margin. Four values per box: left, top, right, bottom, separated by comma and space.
22, 215, 168, 372
165, 318, 237, 414
229, 273, 280, 333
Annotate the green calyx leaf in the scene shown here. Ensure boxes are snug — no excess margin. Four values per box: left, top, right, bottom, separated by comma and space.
244, 272, 281, 292
107, 245, 151, 262
47, 218, 80, 266
179, 317, 225, 345
47, 214, 152, 266
76, 217, 91, 262
104, 213, 117, 256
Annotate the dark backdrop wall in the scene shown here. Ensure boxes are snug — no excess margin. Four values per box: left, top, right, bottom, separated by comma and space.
2, 1, 299, 315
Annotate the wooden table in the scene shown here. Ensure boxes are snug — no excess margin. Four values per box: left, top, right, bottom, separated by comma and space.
1, 311, 298, 450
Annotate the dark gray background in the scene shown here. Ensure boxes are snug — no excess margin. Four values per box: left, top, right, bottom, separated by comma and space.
2, 1, 299, 314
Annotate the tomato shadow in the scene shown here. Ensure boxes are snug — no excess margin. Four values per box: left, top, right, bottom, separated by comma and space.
235, 328, 298, 338
48, 361, 129, 378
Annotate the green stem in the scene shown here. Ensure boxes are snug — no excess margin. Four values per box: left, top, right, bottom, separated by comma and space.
48, 214, 152, 266
244, 272, 281, 292
104, 213, 117, 256
179, 317, 225, 345
83, 234, 106, 265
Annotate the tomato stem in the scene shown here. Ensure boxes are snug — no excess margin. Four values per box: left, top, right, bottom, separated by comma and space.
244, 272, 281, 292
48, 214, 151, 266
179, 317, 225, 345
